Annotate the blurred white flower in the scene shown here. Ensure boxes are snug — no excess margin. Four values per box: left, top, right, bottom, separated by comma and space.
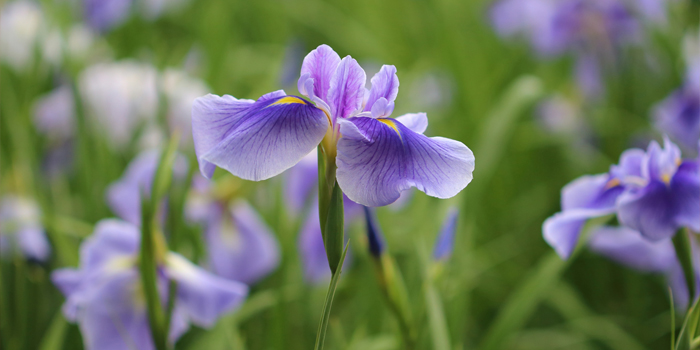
79, 61, 158, 148
160, 68, 209, 145
0, 1, 45, 71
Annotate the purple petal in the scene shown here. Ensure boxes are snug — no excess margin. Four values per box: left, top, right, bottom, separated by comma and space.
644, 138, 682, 183
78, 306, 154, 350
395, 113, 428, 134
433, 207, 458, 261
205, 201, 280, 285
336, 117, 474, 207
560, 174, 623, 211
364, 65, 399, 117
32, 85, 75, 140
79, 219, 140, 270
543, 207, 615, 259
298, 203, 353, 284
0, 196, 49, 261
283, 151, 318, 216
363, 206, 385, 257
192, 93, 329, 181
653, 87, 700, 153
165, 253, 248, 327
327, 57, 366, 120
617, 162, 700, 240
17, 226, 50, 261
588, 226, 677, 272
610, 148, 646, 181
84, 0, 132, 32
299, 44, 340, 102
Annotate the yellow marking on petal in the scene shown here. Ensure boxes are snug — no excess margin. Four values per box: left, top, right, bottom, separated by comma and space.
662, 173, 671, 184
378, 118, 401, 138
605, 178, 620, 189
270, 96, 307, 106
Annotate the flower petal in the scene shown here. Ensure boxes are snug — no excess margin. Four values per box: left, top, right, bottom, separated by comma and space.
165, 253, 248, 327
193, 93, 329, 181
617, 180, 687, 241
588, 226, 677, 272
671, 161, 700, 232
206, 201, 280, 285
560, 174, 623, 211
364, 65, 399, 117
542, 208, 614, 259
336, 117, 474, 207
433, 207, 458, 261
80, 219, 140, 270
327, 57, 366, 120
78, 307, 154, 350
395, 113, 428, 134
299, 44, 340, 102
16, 226, 50, 261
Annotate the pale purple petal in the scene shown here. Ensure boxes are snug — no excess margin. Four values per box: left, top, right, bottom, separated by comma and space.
283, 151, 318, 216
84, 0, 132, 32
17, 226, 50, 261
588, 226, 677, 272
644, 138, 682, 182
299, 44, 340, 102
395, 113, 428, 134
165, 253, 248, 327
543, 207, 615, 259
79, 219, 140, 270
205, 201, 280, 285
364, 65, 399, 117
0, 196, 49, 261
653, 86, 700, 153
33, 85, 75, 140
78, 305, 153, 350
192, 93, 329, 181
336, 117, 475, 207
560, 174, 622, 211
433, 207, 458, 261
327, 57, 366, 120
610, 148, 646, 181
298, 202, 353, 284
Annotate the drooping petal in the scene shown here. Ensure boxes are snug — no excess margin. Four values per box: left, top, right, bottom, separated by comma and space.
205, 201, 280, 285
364, 65, 399, 117
433, 207, 459, 261
327, 56, 366, 120
588, 226, 677, 272
192, 93, 329, 181
336, 117, 474, 207
560, 174, 618, 211
299, 44, 340, 102
542, 207, 615, 259
165, 253, 248, 327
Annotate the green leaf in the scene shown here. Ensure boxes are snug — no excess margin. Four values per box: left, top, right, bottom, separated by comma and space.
38, 312, 68, 350
314, 242, 350, 350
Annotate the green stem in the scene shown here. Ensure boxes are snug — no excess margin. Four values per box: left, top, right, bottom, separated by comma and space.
373, 257, 416, 350
313, 243, 349, 350
672, 230, 695, 306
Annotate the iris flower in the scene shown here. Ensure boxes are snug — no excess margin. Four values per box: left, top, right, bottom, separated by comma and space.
433, 207, 459, 261
192, 44, 474, 207
544, 138, 700, 259
0, 196, 50, 261
52, 219, 247, 350
186, 175, 280, 285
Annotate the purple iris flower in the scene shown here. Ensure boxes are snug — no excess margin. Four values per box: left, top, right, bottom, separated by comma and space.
544, 138, 700, 259
433, 207, 458, 261
616, 138, 700, 240
363, 206, 385, 258
52, 219, 247, 350
298, 198, 361, 284
106, 150, 189, 225
0, 196, 50, 261
490, 0, 658, 98
191, 44, 475, 207
186, 175, 280, 285
84, 0, 132, 32
589, 226, 694, 309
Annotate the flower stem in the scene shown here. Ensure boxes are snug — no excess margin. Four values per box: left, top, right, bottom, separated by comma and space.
313, 243, 349, 350
672, 229, 695, 305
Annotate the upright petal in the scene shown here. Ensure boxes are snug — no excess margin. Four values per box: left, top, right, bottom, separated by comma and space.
644, 138, 682, 182
165, 253, 248, 327
336, 117, 474, 207
299, 44, 340, 102
192, 93, 329, 181
395, 113, 428, 134
327, 57, 366, 120
543, 207, 615, 259
206, 201, 281, 285
364, 65, 399, 118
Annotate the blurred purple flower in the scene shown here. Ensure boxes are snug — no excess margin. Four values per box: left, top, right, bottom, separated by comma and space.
192, 44, 474, 207
490, 0, 662, 98
363, 206, 385, 258
298, 198, 361, 284
433, 207, 458, 261
52, 219, 247, 350
84, 0, 132, 32
589, 226, 694, 309
33, 85, 76, 141
0, 196, 50, 261
106, 150, 189, 225
283, 151, 318, 217
544, 138, 700, 259
186, 175, 280, 285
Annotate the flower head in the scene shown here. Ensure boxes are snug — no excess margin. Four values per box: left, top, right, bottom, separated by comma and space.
186, 175, 280, 285
0, 196, 50, 261
52, 219, 247, 350
192, 44, 474, 207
